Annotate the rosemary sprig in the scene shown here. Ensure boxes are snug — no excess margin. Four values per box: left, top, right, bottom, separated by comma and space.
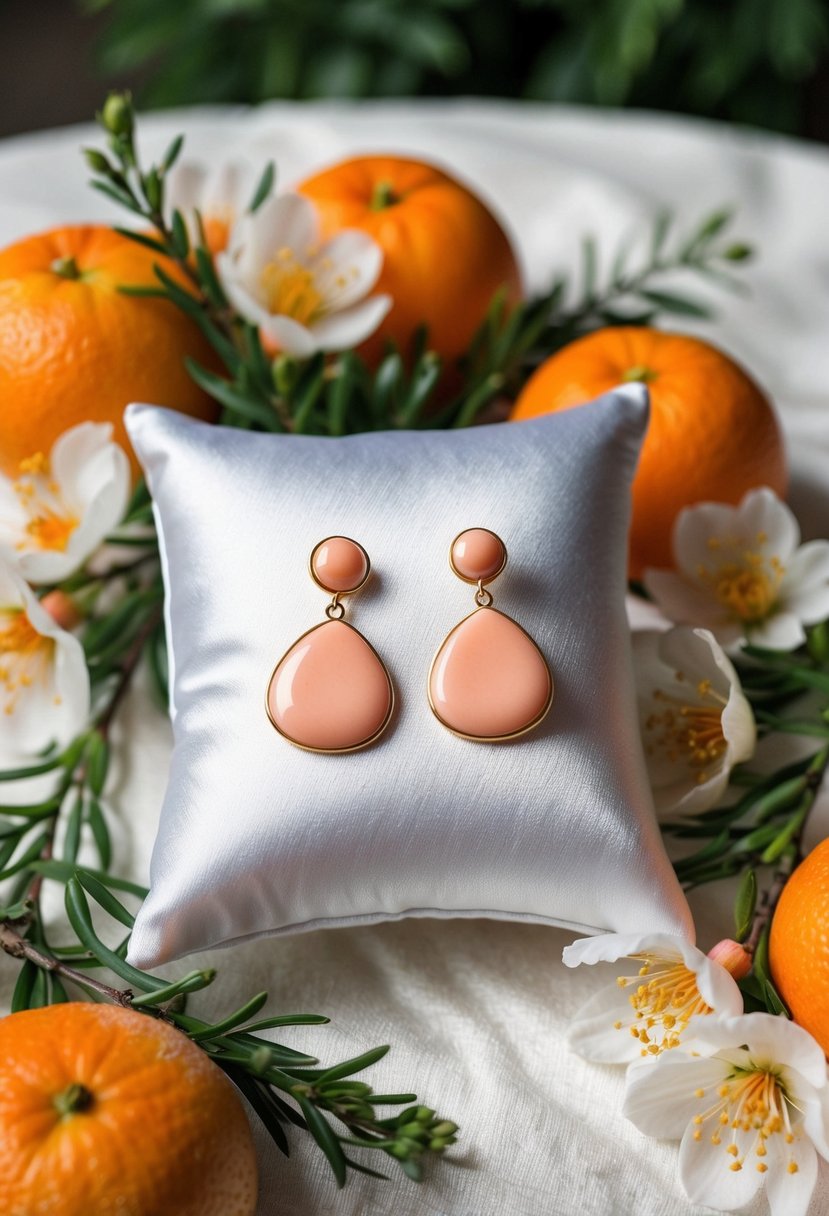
0, 889, 456, 1184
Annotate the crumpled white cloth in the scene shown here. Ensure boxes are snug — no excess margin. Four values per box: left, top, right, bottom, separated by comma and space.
1, 100, 829, 1216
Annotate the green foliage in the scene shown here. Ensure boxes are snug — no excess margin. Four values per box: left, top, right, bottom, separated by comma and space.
87, 94, 753, 435
84, 0, 829, 135
0, 559, 457, 1185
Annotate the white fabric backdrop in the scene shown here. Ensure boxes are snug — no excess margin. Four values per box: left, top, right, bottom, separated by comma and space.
1, 100, 829, 1216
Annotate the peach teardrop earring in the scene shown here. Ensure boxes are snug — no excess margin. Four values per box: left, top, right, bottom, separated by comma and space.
428, 528, 553, 741
266, 536, 394, 753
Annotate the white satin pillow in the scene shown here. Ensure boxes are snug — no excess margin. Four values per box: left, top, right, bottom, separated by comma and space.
125, 386, 692, 967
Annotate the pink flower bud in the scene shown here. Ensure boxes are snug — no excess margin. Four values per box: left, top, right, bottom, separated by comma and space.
40, 590, 82, 632
707, 938, 751, 980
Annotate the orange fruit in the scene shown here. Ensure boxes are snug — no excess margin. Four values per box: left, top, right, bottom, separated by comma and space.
0, 225, 218, 477
510, 327, 787, 579
0, 1002, 258, 1215
297, 154, 523, 366
770, 839, 829, 1054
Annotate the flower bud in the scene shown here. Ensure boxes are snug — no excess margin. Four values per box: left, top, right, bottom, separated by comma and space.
723, 242, 752, 262
83, 148, 112, 175
707, 938, 752, 980
273, 355, 298, 395
101, 92, 133, 139
40, 590, 82, 631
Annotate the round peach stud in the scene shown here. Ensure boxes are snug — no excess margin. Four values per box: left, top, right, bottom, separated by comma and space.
310, 536, 370, 594
450, 528, 507, 585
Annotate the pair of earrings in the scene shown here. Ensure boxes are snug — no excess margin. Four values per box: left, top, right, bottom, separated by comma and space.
266, 529, 554, 753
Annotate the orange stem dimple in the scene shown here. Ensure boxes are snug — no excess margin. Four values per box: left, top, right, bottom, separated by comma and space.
370, 180, 399, 211
623, 364, 658, 384
50, 256, 82, 280
53, 1083, 94, 1117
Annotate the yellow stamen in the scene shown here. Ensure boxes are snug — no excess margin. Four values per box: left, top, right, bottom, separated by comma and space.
612, 952, 712, 1054
695, 533, 785, 624
691, 1065, 803, 1181
12, 453, 78, 553
644, 670, 728, 780
0, 609, 54, 714
260, 250, 325, 327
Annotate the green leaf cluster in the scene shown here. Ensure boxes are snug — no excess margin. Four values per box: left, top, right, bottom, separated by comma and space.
86, 95, 755, 437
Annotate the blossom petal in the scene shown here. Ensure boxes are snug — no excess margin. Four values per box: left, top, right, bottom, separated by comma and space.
309, 294, 392, 351
165, 161, 209, 218
678, 1117, 765, 1211
747, 612, 806, 651
690, 1015, 829, 1088
784, 539, 829, 591
50, 422, 121, 507
0, 564, 89, 761
8, 424, 131, 585
566, 982, 644, 1064
311, 229, 385, 307
0, 471, 24, 529
797, 1079, 829, 1162
654, 770, 730, 818
634, 626, 755, 819
643, 569, 732, 630
673, 500, 750, 579
783, 583, 829, 627
735, 487, 801, 562
563, 931, 691, 968
216, 258, 270, 320
204, 159, 257, 213
764, 1131, 818, 1216
718, 698, 757, 772
624, 1053, 729, 1139
782, 540, 829, 623
241, 193, 319, 283
686, 957, 744, 1018
258, 314, 317, 358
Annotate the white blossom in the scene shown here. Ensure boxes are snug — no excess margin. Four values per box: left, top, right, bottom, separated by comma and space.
165, 158, 256, 254
645, 488, 829, 652
216, 192, 391, 357
562, 932, 745, 1064
0, 423, 130, 586
0, 561, 89, 762
624, 1012, 829, 1216
634, 627, 756, 820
